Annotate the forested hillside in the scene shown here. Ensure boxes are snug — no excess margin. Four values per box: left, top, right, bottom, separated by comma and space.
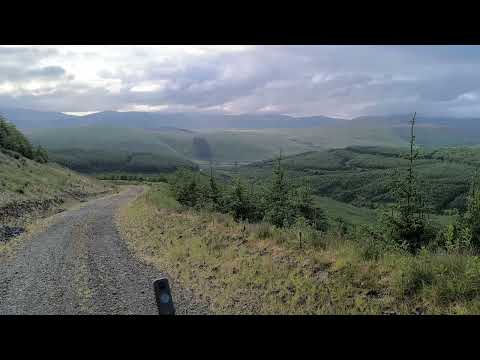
0, 116, 48, 163
234, 145, 479, 213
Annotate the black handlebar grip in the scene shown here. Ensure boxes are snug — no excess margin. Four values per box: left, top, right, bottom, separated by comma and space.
153, 278, 176, 315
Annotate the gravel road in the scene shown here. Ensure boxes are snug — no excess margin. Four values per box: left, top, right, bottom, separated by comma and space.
0, 186, 210, 315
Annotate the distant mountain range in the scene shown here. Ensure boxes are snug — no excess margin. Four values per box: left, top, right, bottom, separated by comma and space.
3, 107, 480, 147
0, 107, 345, 130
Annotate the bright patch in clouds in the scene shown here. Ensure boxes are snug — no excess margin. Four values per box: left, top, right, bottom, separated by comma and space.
63, 111, 100, 116
2, 45, 480, 118
130, 80, 169, 93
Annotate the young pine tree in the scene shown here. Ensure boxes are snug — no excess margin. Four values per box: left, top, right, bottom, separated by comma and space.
171, 168, 200, 207
381, 113, 432, 251
206, 166, 224, 212
263, 151, 295, 227
289, 182, 328, 231
437, 171, 480, 252
459, 170, 480, 247
228, 175, 251, 221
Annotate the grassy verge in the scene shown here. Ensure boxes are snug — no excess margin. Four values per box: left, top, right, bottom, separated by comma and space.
118, 183, 480, 314
0, 151, 110, 208
0, 150, 118, 254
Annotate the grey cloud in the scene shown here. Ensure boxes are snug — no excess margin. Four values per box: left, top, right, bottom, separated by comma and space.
0, 47, 58, 67
0, 65, 69, 84
0, 45, 69, 86
26, 66, 66, 79
4, 45, 480, 117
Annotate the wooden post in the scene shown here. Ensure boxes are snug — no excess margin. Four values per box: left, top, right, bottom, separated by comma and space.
299, 231, 302, 249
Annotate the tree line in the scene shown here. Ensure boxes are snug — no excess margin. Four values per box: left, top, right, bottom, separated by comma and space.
170, 154, 329, 233
0, 116, 48, 163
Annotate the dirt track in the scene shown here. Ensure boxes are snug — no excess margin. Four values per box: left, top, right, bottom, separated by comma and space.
0, 187, 209, 315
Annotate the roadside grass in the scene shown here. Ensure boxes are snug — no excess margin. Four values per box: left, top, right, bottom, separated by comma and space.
0, 150, 110, 208
118, 183, 480, 314
1, 150, 116, 254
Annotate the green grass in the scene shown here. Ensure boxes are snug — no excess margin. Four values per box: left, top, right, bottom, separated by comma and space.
118, 183, 480, 314
315, 196, 377, 225
144, 182, 181, 209
0, 149, 109, 209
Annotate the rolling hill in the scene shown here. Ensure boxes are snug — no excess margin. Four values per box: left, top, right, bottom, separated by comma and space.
8, 106, 480, 176
232, 145, 479, 213
27, 126, 199, 174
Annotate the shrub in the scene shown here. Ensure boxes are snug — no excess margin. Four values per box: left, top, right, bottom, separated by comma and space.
170, 168, 202, 207
34, 145, 49, 163
436, 222, 472, 253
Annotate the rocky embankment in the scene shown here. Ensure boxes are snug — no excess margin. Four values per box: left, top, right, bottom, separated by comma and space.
0, 197, 64, 222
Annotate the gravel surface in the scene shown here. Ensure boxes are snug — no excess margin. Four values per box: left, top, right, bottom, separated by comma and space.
0, 186, 210, 315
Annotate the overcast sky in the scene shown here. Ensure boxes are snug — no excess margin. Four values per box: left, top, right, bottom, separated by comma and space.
1, 45, 480, 118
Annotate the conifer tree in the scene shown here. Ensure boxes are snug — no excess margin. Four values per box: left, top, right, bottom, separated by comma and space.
171, 168, 199, 207
459, 169, 480, 247
290, 182, 329, 231
263, 150, 294, 227
207, 166, 223, 212
229, 175, 250, 221
381, 113, 432, 251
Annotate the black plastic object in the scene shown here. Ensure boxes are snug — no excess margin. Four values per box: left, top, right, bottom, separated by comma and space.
153, 278, 175, 315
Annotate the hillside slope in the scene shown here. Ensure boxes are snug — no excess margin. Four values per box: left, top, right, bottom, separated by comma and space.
0, 148, 111, 225
118, 183, 480, 314
26, 123, 409, 171
27, 126, 199, 174
26, 126, 314, 169
234, 146, 478, 212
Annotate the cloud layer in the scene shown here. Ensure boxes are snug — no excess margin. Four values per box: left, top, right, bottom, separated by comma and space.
1, 45, 480, 118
